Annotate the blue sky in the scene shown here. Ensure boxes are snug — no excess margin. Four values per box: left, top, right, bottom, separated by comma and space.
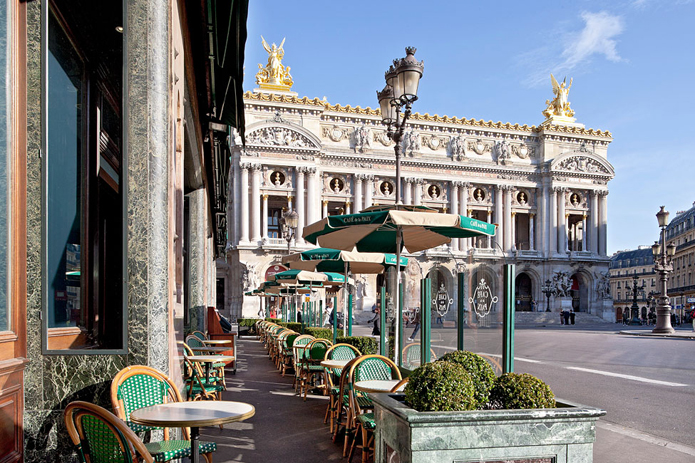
244, 0, 695, 255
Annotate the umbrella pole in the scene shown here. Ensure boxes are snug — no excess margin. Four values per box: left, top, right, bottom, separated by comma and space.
395, 229, 402, 366
343, 262, 349, 337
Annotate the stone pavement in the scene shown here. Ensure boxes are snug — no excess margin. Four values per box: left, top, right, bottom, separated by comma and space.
199, 333, 695, 463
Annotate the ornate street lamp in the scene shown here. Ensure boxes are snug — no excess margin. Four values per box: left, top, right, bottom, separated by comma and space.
627, 273, 645, 325
652, 206, 676, 333
541, 279, 553, 312
280, 210, 299, 254
376, 47, 424, 205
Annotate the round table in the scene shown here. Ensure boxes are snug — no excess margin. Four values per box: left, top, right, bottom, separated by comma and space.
131, 401, 254, 463
320, 359, 351, 369
188, 346, 230, 353
202, 339, 231, 345
186, 354, 235, 379
354, 379, 406, 393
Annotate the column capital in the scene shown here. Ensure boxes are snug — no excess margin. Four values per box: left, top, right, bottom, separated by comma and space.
262, 194, 269, 200
511, 211, 516, 217
597, 190, 609, 197
288, 196, 294, 202
251, 163, 262, 172
345, 201, 352, 206
296, 167, 307, 175
529, 212, 535, 218
239, 162, 252, 171
451, 180, 465, 188
322, 199, 329, 206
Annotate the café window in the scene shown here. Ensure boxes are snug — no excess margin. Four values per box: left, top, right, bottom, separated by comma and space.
43, 1, 125, 352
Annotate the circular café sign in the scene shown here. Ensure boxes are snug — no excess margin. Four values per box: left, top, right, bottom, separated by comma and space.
469, 278, 498, 319
432, 283, 453, 317
265, 264, 287, 281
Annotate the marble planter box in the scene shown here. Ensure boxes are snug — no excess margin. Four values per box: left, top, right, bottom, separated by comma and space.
372, 393, 605, 463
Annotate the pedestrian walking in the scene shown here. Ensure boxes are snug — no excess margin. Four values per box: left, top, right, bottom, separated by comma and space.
408, 310, 421, 341
369, 307, 380, 336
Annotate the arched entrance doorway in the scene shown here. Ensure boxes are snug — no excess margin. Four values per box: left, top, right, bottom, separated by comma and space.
570, 273, 589, 312
515, 273, 533, 311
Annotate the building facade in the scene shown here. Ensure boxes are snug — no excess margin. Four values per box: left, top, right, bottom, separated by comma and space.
609, 247, 657, 323
665, 202, 695, 319
218, 43, 616, 325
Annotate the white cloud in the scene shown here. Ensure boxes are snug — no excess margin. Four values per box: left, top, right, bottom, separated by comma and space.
521, 11, 625, 87
558, 12, 624, 71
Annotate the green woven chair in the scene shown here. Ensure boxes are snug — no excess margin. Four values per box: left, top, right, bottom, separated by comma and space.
280, 333, 300, 376
190, 330, 207, 341
299, 339, 333, 400
401, 342, 437, 370
291, 335, 315, 391
185, 335, 227, 388
323, 343, 361, 432
344, 355, 401, 459
65, 400, 155, 463
111, 365, 217, 463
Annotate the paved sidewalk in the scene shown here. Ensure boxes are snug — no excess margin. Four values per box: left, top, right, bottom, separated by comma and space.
200, 335, 695, 463
199, 337, 345, 463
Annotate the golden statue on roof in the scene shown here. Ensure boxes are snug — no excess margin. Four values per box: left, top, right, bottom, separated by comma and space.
255, 36, 294, 92
543, 74, 575, 123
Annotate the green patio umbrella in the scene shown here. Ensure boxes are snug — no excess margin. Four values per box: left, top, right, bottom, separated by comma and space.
302, 204, 496, 365
282, 247, 408, 336
273, 269, 328, 286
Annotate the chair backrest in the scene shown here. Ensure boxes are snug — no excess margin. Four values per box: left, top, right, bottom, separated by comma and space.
285, 333, 300, 349
401, 343, 437, 369
324, 343, 361, 377
111, 365, 187, 439
292, 335, 315, 365
64, 401, 154, 463
190, 330, 207, 341
352, 355, 401, 383
305, 339, 333, 361
185, 335, 205, 349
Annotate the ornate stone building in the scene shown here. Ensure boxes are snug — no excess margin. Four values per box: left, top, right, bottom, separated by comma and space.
664, 202, 695, 317
609, 247, 656, 322
217, 43, 616, 323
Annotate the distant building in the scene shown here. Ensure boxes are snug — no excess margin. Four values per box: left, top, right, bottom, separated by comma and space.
665, 201, 695, 319
609, 247, 657, 322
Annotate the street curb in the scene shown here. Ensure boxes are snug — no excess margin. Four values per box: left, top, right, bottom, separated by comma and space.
619, 330, 695, 339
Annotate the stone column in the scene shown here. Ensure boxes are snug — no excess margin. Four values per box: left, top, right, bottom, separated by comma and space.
582, 214, 588, 252
233, 163, 241, 245
240, 163, 250, 244
414, 180, 423, 206
460, 183, 469, 253
345, 201, 352, 214
590, 190, 599, 254
451, 182, 459, 251
511, 212, 516, 251
251, 164, 261, 243
322, 199, 328, 218
364, 175, 374, 208
306, 167, 318, 225
599, 191, 608, 256
287, 196, 294, 213
355, 175, 363, 213
262, 194, 269, 241
493, 186, 502, 252
549, 187, 558, 254
504, 186, 513, 252
296, 167, 305, 244
540, 186, 548, 256
557, 188, 566, 253
529, 213, 535, 251
404, 178, 413, 205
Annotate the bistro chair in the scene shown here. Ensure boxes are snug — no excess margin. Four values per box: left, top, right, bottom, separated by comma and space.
291, 335, 315, 390
323, 343, 361, 432
190, 330, 207, 341
299, 338, 333, 400
280, 332, 300, 376
401, 342, 438, 370
64, 400, 155, 463
111, 365, 217, 463
344, 355, 401, 459
182, 344, 225, 401
185, 336, 227, 387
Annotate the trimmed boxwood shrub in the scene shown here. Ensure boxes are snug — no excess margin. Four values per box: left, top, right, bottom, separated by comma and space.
336, 336, 377, 355
278, 322, 302, 333
237, 318, 259, 327
489, 373, 556, 410
404, 361, 477, 412
304, 327, 343, 339
437, 351, 496, 408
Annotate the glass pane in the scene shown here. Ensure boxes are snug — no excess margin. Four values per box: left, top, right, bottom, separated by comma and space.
0, 0, 8, 332
46, 14, 83, 328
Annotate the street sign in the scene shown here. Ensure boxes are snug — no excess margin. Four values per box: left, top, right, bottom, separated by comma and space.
687, 297, 695, 303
